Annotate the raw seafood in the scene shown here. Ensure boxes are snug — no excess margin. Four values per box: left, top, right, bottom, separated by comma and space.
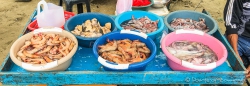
16, 33, 75, 64
98, 39, 151, 64
71, 18, 112, 37
121, 15, 158, 33
166, 41, 217, 64
170, 18, 209, 33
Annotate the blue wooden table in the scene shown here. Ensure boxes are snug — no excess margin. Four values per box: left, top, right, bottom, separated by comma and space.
0, 9, 247, 86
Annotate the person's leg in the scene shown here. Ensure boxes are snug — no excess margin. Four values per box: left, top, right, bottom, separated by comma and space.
219, 35, 250, 86
237, 35, 250, 86
237, 35, 250, 67
224, 34, 249, 66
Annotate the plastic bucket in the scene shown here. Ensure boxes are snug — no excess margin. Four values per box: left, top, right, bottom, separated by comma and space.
161, 29, 227, 71
164, 10, 218, 35
64, 13, 117, 48
93, 30, 157, 71
115, 11, 164, 40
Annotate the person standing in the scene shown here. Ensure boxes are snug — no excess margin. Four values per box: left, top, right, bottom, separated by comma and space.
224, 0, 250, 78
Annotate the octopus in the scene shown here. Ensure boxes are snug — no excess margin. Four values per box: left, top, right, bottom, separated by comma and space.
16, 33, 75, 64
166, 40, 218, 64
170, 18, 209, 33
98, 39, 151, 64
71, 18, 112, 37
120, 15, 159, 33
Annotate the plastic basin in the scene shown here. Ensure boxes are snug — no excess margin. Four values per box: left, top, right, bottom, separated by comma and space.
161, 29, 227, 71
93, 30, 157, 71
164, 10, 218, 35
115, 11, 164, 40
9, 28, 78, 71
64, 13, 117, 48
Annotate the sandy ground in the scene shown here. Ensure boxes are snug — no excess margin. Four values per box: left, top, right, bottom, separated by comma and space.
1, 0, 244, 86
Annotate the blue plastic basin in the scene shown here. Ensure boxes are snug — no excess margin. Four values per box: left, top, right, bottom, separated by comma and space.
115, 11, 165, 40
164, 10, 218, 35
93, 30, 157, 71
64, 13, 117, 48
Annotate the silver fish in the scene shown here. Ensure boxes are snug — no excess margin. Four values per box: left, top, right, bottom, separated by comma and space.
166, 47, 204, 60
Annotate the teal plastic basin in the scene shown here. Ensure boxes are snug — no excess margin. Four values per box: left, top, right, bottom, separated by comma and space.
164, 10, 218, 35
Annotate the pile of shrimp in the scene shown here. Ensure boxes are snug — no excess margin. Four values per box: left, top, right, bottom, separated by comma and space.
17, 33, 75, 64
98, 39, 151, 64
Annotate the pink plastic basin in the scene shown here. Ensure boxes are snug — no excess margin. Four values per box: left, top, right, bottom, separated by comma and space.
161, 29, 227, 71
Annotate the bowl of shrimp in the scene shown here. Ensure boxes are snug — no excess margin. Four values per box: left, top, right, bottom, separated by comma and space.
9, 27, 78, 71
93, 30, 157, 71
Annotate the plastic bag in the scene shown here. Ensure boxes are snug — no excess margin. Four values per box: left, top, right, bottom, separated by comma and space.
115, 0, 133, 15
36, 0, 65, 28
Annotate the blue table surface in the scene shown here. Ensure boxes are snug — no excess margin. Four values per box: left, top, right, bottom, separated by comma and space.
5, 35, 233, 72
2, 14, 233, 72
8, 48, 232, 72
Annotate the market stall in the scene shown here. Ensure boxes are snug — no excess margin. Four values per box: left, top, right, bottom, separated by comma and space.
0, 0, 247, 86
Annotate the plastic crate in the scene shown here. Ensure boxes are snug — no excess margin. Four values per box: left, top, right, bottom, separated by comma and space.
27, 11, 75, 31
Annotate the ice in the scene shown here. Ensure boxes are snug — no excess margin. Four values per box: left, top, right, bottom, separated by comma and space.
78, 47, 82, 50
160, 63, 166, 67
155, 52, 166, 60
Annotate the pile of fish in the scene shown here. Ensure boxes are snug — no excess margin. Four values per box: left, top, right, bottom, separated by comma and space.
98, 39, 151, 64
170, 18, 210, 33
71, 18, 111, 37
16, 33, 75, 64
121, 15, 158, 33
166, 41, 218, 64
